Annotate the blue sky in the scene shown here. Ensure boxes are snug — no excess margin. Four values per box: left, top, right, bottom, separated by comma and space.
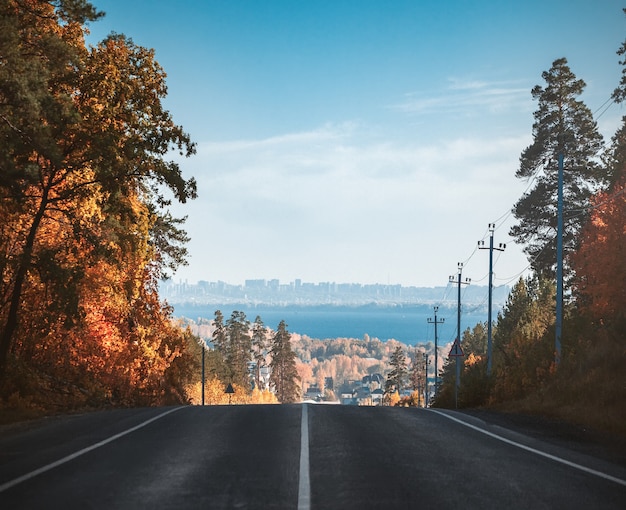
86, 0, 624, 287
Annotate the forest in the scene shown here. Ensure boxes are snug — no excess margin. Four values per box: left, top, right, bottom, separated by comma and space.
1, 1, 624, 436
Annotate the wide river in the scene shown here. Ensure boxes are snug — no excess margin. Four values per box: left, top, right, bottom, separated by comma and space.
172, 303, 493, 345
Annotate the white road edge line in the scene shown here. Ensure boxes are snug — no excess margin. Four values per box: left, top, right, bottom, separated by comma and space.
429, 409, 626, 487
298, 403, 311, 510
0, 406, 185, 494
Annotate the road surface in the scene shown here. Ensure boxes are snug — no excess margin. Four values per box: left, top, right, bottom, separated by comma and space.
1, 405, 625, 509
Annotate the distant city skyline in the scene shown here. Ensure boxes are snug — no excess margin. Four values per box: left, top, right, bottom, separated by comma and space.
161, 277, 510, 308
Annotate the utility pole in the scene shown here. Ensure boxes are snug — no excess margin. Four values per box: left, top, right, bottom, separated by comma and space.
478, 223, 505, 376
427, 306, 444, 399
413, 348, 421, 406
449, 263, 470, 409
201, 342, 205, 406
555, 152, 564, 367
423, 353, 430, 407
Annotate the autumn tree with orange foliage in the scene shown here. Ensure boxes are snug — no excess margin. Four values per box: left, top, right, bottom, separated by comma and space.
572, 182, 626, 324
0, 1, 198, 409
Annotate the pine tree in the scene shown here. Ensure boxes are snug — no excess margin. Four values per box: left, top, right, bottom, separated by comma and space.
510, 58, 605, 278
212, 310, 227, 354
269, 320, 300, 403
385, 346, 407, 396
433, 357, 456, 408
226, 311, 252, 389
409, 349, 421, 392
207, 310, 228, 381
462, 322, 488, 357
251, 316, 269, 390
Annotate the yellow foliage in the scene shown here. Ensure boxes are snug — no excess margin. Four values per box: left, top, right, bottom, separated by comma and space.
397, 390, 422, 407
465, 352, 482, 367
261, 389, 279, 404
389, 390, 401, 407
188, 379, 279, 405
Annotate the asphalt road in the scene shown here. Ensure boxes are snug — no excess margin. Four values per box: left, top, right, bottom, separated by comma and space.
1, 405, 625, 509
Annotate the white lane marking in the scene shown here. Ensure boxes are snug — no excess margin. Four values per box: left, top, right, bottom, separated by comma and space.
298, 403, 311, 510
0, 406, 185, 493
430, 409, 626, 487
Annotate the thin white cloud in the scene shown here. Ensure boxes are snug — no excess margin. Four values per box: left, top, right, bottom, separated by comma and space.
392, 78, 532, 116
447, 78, 491, 90
199, 122, 357, 155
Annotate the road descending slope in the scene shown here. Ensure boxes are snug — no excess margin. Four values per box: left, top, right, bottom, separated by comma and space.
1, 405, 625, 509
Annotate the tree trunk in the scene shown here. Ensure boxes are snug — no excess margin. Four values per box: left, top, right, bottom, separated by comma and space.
0, 190, 49, 380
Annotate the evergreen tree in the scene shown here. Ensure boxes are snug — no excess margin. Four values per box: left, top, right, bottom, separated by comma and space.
251, 315, 269, 390
462, 322, 488, 357
226, 311, 252, 389
212, 310, 227, 353
269, 320, 300, 403
491, 276, 555, 402
510, 58, 605, 279
432, 356, 456, 408
209, 310, 229, 380
409, 349, 421, 392
408, 348, 428, 407
385, 346, 408, 396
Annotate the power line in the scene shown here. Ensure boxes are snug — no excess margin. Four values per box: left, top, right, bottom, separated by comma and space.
593, 96, 614, 114
492, 161, 547, 231
593, 96, 615, 120
470, 272, 489, 283
493, 265, 531, 286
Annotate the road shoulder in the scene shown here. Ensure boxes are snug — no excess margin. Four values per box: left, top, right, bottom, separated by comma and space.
452, 408, 626, 468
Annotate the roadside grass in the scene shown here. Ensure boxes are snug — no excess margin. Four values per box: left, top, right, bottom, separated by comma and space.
0, 406, 49, 425
0, 364, 108, 426
490, 331, 626, 437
